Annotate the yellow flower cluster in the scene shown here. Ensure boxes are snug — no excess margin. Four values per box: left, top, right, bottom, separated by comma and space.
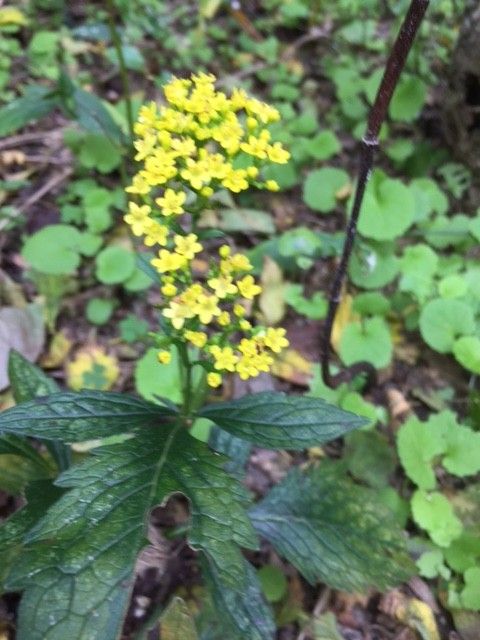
124, 73, 290, 387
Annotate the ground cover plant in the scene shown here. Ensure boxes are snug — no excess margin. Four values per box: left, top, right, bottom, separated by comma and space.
0, 1, 479, 639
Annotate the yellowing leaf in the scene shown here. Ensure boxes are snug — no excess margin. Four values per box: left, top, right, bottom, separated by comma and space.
0, 7, 28, 26
160, 597, 199, 639
395, 598, 440, 640
271, 348, 313, 385
66, 346, 119, 391
41, 331, 73, 368
330, 293, 359, 352
260, 257, 285, 325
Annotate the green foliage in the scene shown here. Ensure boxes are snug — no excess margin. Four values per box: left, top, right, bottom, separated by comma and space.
303, 167, 350, 213
0, 354, 407, 639
411, 490, 462, 547
95, 246, 136, 285
86, 298, 116, 325
257, 565, 288, 604
22, 224, 99, 276
419, 299, 475, 353
199, 391, 366, 449
453, 336, 480, 375
249, 463, 413, 591
339, 317, 392, 369
357, 170, 415, 240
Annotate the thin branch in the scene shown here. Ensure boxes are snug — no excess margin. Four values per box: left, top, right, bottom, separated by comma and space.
320, 0, 430, 388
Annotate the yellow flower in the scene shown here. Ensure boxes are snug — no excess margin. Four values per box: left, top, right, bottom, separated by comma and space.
267, 142, 290, 164
233, 303, 245, 317
222, 168, 249, 193
218, 311, 231, 326
181, 283, 204, 308
230, 253, 253, 271
207, 372, 222, 388
264, 327, 289, 353
207, 276, 237, 298
157, 350, 172, 364
151, 250, 186, 273
184, 330, 207, 348
133, 132, 157, 161
174, 233, 203, 260
219, 245, 231, 258
180, 158, 211, 190
240, 135, 268, 159
239, 319, 252, 331
237, 275, 262, 299
143, 220, 169, 247
124, 202, 151, 236
125, 173, 151, 195
265, 179, 280, 192
210, 346, 238, 372
163, 301, 195, 330
155, 188, 186, 216
193, 294, 221, 324
161, 282, 177, 297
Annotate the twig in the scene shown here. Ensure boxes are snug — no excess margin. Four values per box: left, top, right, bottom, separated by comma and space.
15, 167, 72, 216
0, 129, 65, 151
320, 0, 430, 388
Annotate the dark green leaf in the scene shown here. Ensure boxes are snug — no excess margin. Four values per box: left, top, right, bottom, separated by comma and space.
0, 86, 58, 136
72, 85, 124, 143
0, 480, 62, 590
6, 427, 272, 640
249, 463, 414, 591
8, 350, 71, 470
0, 390, 176, 442
199, 392, 365, 450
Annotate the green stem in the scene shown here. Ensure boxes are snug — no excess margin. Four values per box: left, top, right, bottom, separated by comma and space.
105, 0, 135, 144
177, 343, 193, 420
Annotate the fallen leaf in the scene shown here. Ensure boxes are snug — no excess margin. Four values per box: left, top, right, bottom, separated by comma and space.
0, 304, 45, 390
0, 6, 28, 26
380, 590, 440, 640
271, 348, 313, 386
41, 330, 73, 368
260, 256, 286, 325
330, 293, 358, 353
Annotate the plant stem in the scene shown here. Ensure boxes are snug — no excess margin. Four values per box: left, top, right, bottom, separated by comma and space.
320, 0, 430, 388
177, 343, 193, 420
105, 0, 135, 144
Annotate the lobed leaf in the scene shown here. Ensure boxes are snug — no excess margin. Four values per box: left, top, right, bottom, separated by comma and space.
249, 463, 413, 591
199, 392, 365, 450
5, 427, 272, 640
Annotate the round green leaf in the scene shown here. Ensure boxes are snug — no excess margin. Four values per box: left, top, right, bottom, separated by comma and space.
22, 224, 82, 275
123, 267, 152, 292
95, 246, 136, 284
352, 292, 391, 316
304, 130, 341, 161
419, 299, 475, 353
399, 244, 438, 301
358, 171, 415, 240
86, 298, 115, 325
389, 75, 427, 122
349, 241, 399, 289
438, 274, 468, 299
411, 490, 463, 548
339, 317, 393, 369
453, 336, 480, 374
303, 167, 350, 213
410, 178, 448, 222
